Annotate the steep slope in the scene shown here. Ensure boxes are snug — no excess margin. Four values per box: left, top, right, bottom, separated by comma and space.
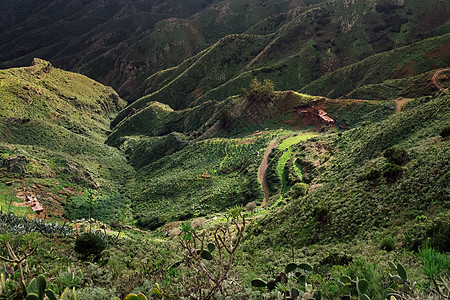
302, 33, 450, 98
249, 91, 450, 250
111, 0, 449, 127
0, 0, 305, 100
0, 59, 133, 220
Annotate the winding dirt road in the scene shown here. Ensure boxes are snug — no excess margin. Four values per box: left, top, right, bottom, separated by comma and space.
257, 135, 296, 207
396, 98, 412, 113
396, 68, 449, 113
431, 68, 450, 90
257, 140, 281, 208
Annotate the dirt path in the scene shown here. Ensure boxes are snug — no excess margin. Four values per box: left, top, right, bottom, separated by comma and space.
431, 68, 450, 90
258, 135, 296, 207
258, 140, 281, 207
396, 98, 413, 113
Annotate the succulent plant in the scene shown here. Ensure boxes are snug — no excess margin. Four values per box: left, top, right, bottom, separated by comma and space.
125, 293, 148, 300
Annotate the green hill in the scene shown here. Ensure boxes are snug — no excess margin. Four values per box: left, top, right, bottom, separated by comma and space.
250, 92, 449, 249
0, 1, 449, 299
0, 59, 133, 220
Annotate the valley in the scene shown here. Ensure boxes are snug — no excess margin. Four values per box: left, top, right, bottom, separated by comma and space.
0, 0, 449, 299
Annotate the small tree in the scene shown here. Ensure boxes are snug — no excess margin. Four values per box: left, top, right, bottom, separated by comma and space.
74, 232, 107, 260
241, 78, 275, 104
179, 206, 245, 298
0, 234, 37, 296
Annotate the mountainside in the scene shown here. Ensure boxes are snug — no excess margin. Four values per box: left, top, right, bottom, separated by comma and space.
110, 0, 449, 128
0, 0, 305, 100
2, 0, 448, 104
0, 1, 449, 299
0, 59, 133, 219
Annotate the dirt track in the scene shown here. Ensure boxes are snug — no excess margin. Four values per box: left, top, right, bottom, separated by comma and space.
258, 135, 296, 207
396, 98, 412, 113
257, 140, 281, 207
396, 68, 449, 113
431, 68, 450, 90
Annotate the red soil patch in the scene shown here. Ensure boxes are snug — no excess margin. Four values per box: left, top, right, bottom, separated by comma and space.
427, 42, 450, 59
392, 60, 417, 79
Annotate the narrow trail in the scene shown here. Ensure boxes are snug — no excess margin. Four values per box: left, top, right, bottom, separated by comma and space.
257, 135, 295, 208
258, 140, 281, 208
431, 68, 450, 90
396, 98, 413, 113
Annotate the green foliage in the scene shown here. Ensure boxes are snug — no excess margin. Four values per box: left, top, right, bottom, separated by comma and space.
404, 217, 450, 252
380, 235, 395, 251
241, 78, 276, 104
0, 213, 73, 237
251, 279, 266, 288
125, 293, 148, 300
136, 215, 166, 231
382, 164, 403, 182
57, 267, 83, 289
440, 125, 450, 138
74, 233, 107, 260
289, 183, 309, 198
383, 148, 410, 166
362, 169, 382, 182
25, 294, 39, 300
418, 248, 450, 280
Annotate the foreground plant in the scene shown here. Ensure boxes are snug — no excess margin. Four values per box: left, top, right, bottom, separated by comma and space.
0, 234, 37, 296
179, 206, 245, 299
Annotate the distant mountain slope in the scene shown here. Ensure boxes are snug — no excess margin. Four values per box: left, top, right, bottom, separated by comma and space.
0, 60, 133, 219
0, 0, 304, 100
110, 0, 449, 127
302, 33, 450, 98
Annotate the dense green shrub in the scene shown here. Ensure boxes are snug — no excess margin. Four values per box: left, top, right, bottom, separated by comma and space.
359, 169, 381, 182
404, 218, 450, 252
74, 233, 107, 259
289, 182, 309, 198
440, 126, 450, 138
313, 206, 331, 226
383, 148, 410, 165
241, 78, 275, 104
380, 234, 395, 251
382, 163, 403, 182
320, 251, 353, 266
136, 215, 166, 231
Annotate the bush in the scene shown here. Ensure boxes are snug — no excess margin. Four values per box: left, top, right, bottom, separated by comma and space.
366, 169, 381, 181
313, 206, 331, 227
109, 219, 120, 229
359, 169, 381, 182
382, 164, 403, 182
380, 234, 395, 251
74, 233, 107, 259
136, 215, 166, 230
404, 218, 450, 252
383, 148, 410, 165
241, 78, 275, 104
290, 183, 309, 198
440, 126, 450, 138
245, 201, 257, 213
190, 217, 207, 229
320, 251, 353, 266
